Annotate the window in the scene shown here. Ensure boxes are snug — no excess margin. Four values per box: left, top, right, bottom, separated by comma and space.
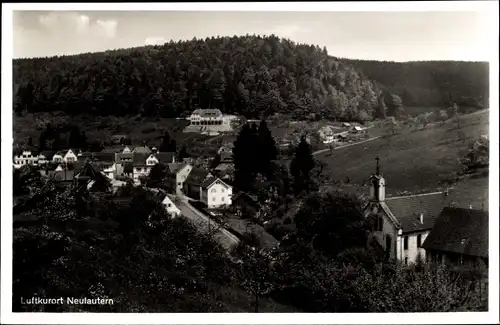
167, 203, 171, 207
221, 197, 225, 202
212, 197, 216, 202
417, 234, 422, 248
404, 236, 409, 250
404, 257, 408, 265
221, 188, 225, 193
378, 217, 383, 231
211, 188, 217, 193
177, 182, 181, 186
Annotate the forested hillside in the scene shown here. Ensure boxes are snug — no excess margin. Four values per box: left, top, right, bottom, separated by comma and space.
13, 35, 385, 122
344, 59, 489, 109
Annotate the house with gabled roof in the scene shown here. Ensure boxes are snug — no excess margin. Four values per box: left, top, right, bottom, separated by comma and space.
363, 157, 450, 264
74, 161, 111, 192
162, 194, 181, 218
51, 149, 78, 164
200, 177, 233, 208
132, 153, 151, 184
183, 167, 213, 201
422, 207, 488, 270
165, 162, 192, 195
13, 150, 40, 169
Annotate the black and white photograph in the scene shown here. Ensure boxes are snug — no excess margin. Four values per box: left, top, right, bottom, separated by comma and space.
1, 2, 499, 324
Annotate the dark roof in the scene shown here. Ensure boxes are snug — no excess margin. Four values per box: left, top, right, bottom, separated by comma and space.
167, 162, 187, 174
39, 150, 56, 159
79, 152, 115, 162
115, 152, 134, 163
132, 146, 151, 154
132, 153, 149, 166
75, 162, 100, 179
185, 167, 211, 186
101, 146, 126, 153
422, 207, 488, 258
385, 192, 448, 233
201, 177, 217, 189
48, 170, 75, 182
192, 109, 223, 118
153, 152, 175, 164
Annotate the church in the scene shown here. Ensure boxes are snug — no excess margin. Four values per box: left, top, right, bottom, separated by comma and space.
363, 157, 449, 264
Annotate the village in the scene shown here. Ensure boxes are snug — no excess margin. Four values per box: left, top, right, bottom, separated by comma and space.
12, 108, 489, 269
7, 8, 494, 315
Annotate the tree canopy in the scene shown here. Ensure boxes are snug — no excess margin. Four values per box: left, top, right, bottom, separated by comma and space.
14, 35, 386, 122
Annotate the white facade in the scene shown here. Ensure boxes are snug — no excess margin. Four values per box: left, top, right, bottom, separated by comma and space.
365, 172, 439, 265
52, 154, 64, 163
103, 163, 116, 180
201, 179, 233, 209
398, 230, 429, 264
162, 195, 181, 218
51, 149, 78, 164
13, 151, 39, 168
122, 146, 132, 153
133, 166, 152, 184
146, 155, 159, 166
175, 164, 193, 195
63, 149, 78, 163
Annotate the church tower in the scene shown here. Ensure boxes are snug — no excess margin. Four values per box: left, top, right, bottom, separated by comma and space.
369, 156, 385, 202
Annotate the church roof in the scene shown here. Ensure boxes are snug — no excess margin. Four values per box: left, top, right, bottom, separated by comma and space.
384, 191, 448, 233
422, 207, 488, 258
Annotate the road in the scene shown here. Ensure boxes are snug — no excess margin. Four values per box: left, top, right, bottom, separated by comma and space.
175, 196, 240, 250
312, 136, 382, 156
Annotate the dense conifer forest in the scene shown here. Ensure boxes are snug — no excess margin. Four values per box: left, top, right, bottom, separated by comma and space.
13, 35, 488, 123
344, 59, 489, 109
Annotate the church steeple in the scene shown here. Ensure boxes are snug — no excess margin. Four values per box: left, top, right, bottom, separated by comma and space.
370, 156, 385, 202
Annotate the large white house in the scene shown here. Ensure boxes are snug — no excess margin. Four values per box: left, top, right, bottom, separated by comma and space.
184, 109, 239, 135
200, 177, 233, 209
132, 152, 176, 184
363, 158, 449, 264
13, 150, 39, 169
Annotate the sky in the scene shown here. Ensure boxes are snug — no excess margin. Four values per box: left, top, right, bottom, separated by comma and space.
12, 10, 492, 62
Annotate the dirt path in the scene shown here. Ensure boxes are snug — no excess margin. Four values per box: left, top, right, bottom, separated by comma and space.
313, 136, 382, 156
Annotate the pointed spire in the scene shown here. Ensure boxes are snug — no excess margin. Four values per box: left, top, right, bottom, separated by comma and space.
375, 156, 380, 175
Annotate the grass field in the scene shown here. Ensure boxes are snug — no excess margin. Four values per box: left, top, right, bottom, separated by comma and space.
316, 110, 490, 208
13, 112, 207, 149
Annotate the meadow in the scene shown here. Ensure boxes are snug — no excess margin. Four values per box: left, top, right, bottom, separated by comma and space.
316, 110, 490, 209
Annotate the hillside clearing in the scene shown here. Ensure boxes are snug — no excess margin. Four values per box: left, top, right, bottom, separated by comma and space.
317, 110, 489, 198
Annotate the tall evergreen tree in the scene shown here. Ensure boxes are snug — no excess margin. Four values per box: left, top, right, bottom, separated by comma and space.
178, 145, 189, 161
257, 119, 278, 177
290, 135, 315, 196
233, 123, 259, 191
159, 131, 176, 152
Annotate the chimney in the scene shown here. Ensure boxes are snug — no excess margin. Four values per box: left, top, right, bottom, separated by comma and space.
419, 213, 424, 224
